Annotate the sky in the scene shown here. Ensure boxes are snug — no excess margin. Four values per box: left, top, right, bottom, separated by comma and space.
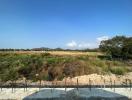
0, 0, 132, 49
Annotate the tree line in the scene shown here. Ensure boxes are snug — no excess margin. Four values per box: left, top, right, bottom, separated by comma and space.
0, 47, 99, 52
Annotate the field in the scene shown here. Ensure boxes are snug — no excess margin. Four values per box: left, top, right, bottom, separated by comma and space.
0, 51, 103, 56
0, 51, 132, 83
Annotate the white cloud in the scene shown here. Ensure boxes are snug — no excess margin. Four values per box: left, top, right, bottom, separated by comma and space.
66, 40, 77, 48
66, 36, 109, 49
66, 41, 92, 49
97, 36, 109, 42
78, 43, 90, 48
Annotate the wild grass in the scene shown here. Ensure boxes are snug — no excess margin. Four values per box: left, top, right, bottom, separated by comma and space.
0, 52, 131, 81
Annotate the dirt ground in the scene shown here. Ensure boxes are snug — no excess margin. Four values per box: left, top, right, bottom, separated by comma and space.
61, 72, 132, 85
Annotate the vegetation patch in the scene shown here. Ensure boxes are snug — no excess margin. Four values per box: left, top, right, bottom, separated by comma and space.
0, 52, 131, 82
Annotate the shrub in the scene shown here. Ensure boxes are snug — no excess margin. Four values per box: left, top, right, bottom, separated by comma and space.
41, 52, 50, 57
113, 61, 125, 66
110, 67, 126, 75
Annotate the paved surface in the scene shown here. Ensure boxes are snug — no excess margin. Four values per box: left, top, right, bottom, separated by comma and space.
0, 88, 132, 100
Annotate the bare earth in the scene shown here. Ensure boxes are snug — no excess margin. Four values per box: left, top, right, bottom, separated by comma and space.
62, 72, 132, 85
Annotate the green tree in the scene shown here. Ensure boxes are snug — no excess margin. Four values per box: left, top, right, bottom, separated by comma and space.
122, 37, 132, 59
99, 36, 132, 60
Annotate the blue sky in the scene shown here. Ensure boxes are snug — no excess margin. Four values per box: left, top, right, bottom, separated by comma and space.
0, 0, 132, 49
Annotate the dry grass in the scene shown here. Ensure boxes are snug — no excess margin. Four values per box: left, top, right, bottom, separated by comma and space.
48, 51, 103, 56
0, 51, 103, 56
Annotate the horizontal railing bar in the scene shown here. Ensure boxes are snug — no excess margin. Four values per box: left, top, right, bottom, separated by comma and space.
0, 85, 131, 88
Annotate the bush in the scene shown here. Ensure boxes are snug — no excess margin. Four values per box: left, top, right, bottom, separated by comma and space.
113, 61, 125, 66
110, 67, 126, 75
41, 52, 50, 57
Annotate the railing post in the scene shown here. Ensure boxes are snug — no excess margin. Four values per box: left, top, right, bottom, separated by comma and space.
51, 87, 52, 94
0, 83, 2, 92
11, 81, 13, 93
24, 83, 25, 92
0, 86, 2, 92
26, 80, 27, 92
65, 78, 66, 92
24, 79, 25, 92
114, 80, 115, 92
14, 80, 16, 92
39, 80, 41, 91
110, 78, 112, 89
89, 78, 91, 91
77, 78, 78, 91
125, 79, 127, 88
104, 79, 105, 88
130, 80, 131, 91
